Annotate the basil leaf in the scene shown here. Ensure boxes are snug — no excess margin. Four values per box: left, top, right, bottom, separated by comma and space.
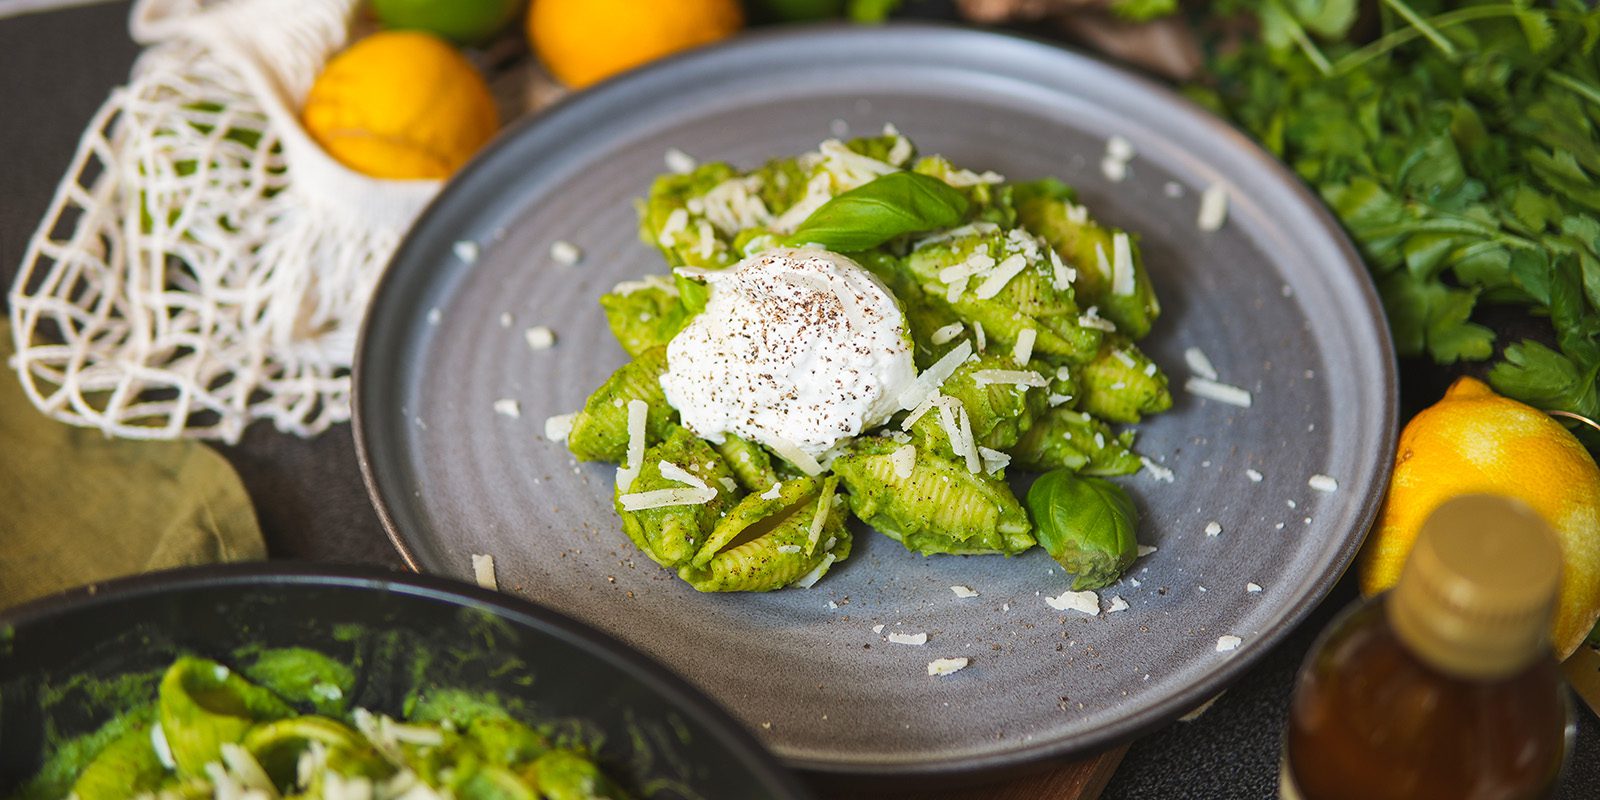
1025, 471, 1139, 591
785, 171, 968, 251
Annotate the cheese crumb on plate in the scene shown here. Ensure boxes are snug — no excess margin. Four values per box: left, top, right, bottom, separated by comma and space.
1045, 589, 1099, 615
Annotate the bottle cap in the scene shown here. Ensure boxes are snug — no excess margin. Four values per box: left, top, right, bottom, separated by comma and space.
1387, 494, 1563, 679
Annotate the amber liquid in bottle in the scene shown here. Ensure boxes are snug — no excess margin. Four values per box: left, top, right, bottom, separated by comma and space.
1282, 600, 1567, 800
1281, 496, 1571, 800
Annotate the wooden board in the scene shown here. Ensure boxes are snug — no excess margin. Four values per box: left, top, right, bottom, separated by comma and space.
827, 745, 1129, 800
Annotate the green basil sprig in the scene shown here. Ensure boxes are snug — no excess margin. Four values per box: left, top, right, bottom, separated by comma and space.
1026, 471, 1139, 590
785, 171, 969, 251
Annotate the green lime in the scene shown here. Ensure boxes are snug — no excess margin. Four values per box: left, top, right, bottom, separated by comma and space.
370, 0, 522, 45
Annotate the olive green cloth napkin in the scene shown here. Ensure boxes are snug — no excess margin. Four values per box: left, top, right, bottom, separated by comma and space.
1, 325, 264, 609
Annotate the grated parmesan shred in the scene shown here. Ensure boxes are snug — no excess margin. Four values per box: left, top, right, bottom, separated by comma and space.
1185, 377, 1253, 408
1111, 232, 1136, 296
913, 221, 1000, 250
493, 399, 521, 419
665, 147, 697, 174
1140, 456, 1176, 483
1048, 247, 1076, 290
956, 406, 982, 474
930, 322, 965, 346
890, 444, 916, 479
901, 392, 938, 431
1094, 242, 1112, 279
1199, 183, 1229, 231
658, 460, 710, 491
927, 657, 970, 676
618, 487, 717, 511
769, 437, 824, 476
1309, 474, 1339, 493
973, 254, 1029, 300
525, 326, 556, 350
951, 585, 979, 598
1184, 346, 1219, 380
888, 632, 928, 646
616, 400, 648, 492
978, 446, 1011, 475
1078, 307, 1117, 332
1012, 328, 1037, 366
657, 208, 688, 248
806, 480, 836, 555
471, 554, 498, 590
544, 412, 576, 442
971, 369, 1048, 388
1046, 589, 1099, 615
761, 481, 783, 500
550, 240, 582, 266
899, 340, 972, 410
791, 553, 836, 588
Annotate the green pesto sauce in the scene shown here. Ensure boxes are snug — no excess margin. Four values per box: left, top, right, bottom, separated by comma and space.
8, 704, 154, 800
240, 647, 354, 716
8, 613, 632, 797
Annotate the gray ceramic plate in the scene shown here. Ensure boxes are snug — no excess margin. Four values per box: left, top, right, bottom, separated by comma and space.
355, 24, 1397, 777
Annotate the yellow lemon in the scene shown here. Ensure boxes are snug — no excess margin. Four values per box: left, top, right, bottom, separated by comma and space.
302, 32, 498, 180
527, 0, 743, 89
1359, 376, 1600, 659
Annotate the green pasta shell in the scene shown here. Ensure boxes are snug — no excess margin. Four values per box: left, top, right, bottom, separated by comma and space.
1016, 186, 1161, 340
615, 428, 737, 569
158, 656, 295, 777
567, 346, 680, 463
690, 476, 821, 567
1011, 407, 1143, 476
529, 749, 630, 800
243, 716, 375, 788
69, 723, 167, 800
908, 353, 1039, 455
833, 439, 1034, 556
905, 230, 1103, 362
1078, 338, 1172, 424
599, 283, 692, 358
452, 764, 540, 800
678, 477, 851, 592
715, 434, 782, 492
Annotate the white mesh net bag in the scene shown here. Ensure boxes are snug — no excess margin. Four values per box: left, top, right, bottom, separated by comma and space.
8, 0, 443, 441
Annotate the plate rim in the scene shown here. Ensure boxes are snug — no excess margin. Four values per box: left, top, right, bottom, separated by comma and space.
353, 21, 1399, 777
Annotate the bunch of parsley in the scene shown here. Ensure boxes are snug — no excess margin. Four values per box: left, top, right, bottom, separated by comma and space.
1195, 0, 1600, 435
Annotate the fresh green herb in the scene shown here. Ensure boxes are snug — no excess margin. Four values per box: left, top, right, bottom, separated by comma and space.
747, 0, 901, 23
1025, 471, 1139, 590
847, 0, 901, 23
1111, 0, 1179, 23
1201, 0, 1600, 444
786, 170, 969, 251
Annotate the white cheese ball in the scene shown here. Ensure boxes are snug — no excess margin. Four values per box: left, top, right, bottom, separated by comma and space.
660, 247, 917, 459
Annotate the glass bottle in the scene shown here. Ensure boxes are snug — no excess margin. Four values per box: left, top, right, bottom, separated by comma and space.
1281, 494, 1572, 800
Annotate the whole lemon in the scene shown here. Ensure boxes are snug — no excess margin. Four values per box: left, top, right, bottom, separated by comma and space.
302, 31, 498, 180
371, 0, 522, 45
527, 0, 743, 89
1359, 376, 1600, 658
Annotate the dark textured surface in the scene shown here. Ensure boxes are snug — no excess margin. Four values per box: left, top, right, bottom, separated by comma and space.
0, 3, 1594, 797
